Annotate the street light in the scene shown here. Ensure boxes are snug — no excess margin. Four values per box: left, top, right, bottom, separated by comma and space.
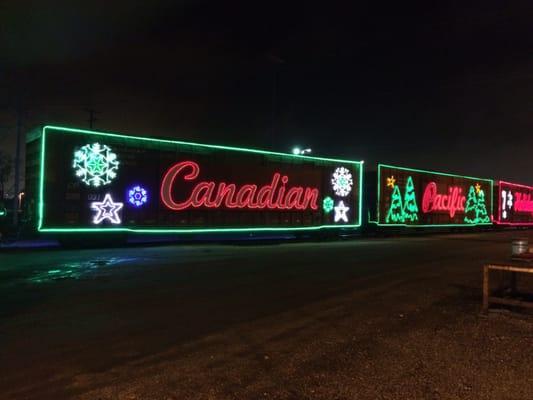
292, 147, 312, 155
17, 191, 24, 211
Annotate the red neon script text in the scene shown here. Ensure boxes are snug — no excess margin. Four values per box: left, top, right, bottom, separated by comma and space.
421, 182, 466, 218
160, 161, 319, 211
515, 193, 533, 214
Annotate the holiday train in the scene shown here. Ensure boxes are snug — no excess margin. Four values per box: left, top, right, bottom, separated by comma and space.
24, 126, 532, 241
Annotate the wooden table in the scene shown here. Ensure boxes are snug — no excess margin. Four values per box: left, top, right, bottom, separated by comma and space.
483, 262, 533, 312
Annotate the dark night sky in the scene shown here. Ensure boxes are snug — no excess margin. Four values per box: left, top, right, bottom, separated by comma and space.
1, 0, 532, 191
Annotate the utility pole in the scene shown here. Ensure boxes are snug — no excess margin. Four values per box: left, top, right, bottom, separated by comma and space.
268, 53, 285, 139
13, 107, 22, 226
272, 68, 278, 138
85, 108, 99, 129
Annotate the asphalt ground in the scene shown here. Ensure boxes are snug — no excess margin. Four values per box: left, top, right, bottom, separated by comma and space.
1, 231, 533, 399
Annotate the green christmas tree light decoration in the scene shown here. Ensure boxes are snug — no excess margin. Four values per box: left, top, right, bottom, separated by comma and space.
386, 185, 405, 223
464, 184, 490, 224
402, 176, 419, 222
464, 185, 478, 224
385, 175, 418, 224
474, 188, 490, 224
73, 143, 119, 187
323, 196, 334, 213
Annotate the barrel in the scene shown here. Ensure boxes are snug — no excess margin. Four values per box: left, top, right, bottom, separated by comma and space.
512, 238, 529, 256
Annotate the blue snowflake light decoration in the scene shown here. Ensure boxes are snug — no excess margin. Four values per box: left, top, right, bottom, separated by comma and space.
128, 185, 148, 207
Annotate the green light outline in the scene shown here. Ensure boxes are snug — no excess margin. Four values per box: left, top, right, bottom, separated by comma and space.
38, 126, 364, 233
377, 163, 493, 227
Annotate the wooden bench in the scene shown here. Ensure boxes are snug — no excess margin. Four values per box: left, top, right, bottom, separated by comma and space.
483, 262, 533, 312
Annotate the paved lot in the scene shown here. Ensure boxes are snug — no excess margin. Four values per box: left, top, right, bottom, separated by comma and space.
1, 231, 533, 399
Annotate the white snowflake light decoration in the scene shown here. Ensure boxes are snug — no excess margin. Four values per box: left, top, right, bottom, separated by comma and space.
73, 143, 119, 187
331, 167, 353, 197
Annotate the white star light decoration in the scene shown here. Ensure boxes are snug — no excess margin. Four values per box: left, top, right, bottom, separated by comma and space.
91, 194, 123, 224
73, 143, 119, 187
334, 200, 350, 223
331, 167, 353, 197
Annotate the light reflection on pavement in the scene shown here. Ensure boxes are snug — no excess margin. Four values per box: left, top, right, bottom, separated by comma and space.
6, 257, 141, 285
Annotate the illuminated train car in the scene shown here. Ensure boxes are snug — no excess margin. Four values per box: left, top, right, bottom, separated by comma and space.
493, 181, 533, 227
370, 164, 494, 230
24, 126, 532, 243
25, 126, 363, 240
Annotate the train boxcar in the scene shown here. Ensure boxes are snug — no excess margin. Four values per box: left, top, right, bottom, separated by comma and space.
494, 181, 533, 226
376, 164, 493, 228
27, 126, 363, 235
